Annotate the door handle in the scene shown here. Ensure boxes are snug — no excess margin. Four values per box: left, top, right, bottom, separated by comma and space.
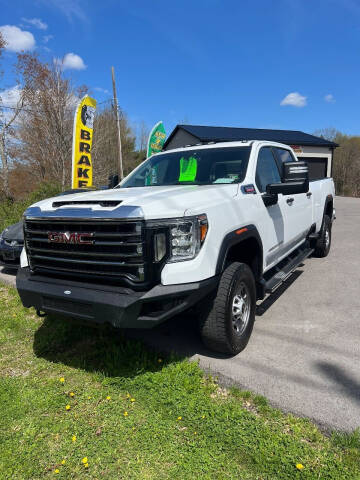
306, 192, 312, 198
286, 198, 294, 205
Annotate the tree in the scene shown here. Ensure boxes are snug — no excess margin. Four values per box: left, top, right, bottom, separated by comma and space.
0, 33, 28, 199
313, 127, 339, 142
137, 120, 149, 153
332, 133, 360, 197
1, 50, 145, 197
0, 96, 24, 198
313, 128, 360, 198
0, 32, 4, 83
14, 53, 87, 189
91, 102, 142, 186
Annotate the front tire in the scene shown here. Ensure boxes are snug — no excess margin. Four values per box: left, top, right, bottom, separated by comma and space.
199, 262, 256, 355
314, 215, 332, 258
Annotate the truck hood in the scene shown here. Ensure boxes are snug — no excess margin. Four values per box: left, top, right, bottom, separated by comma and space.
26, 184, 239, 220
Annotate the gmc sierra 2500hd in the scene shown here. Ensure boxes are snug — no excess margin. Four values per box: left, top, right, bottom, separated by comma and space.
17, 141, 335, 354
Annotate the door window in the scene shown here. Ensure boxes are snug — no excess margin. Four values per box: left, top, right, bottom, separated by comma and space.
274, 148, 295, 165
255, 147, 281, 193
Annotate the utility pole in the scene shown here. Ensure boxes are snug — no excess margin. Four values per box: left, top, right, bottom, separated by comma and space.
111, 66, 124, 179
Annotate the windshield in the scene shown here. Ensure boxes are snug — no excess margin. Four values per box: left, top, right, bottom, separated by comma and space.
120, 146, 251, 188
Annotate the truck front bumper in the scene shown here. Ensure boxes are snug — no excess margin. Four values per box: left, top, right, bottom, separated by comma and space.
16, 268, 218, 329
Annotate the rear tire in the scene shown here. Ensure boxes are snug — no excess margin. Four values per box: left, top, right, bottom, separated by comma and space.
314, 215, 332, 258
199, 262, 256, 355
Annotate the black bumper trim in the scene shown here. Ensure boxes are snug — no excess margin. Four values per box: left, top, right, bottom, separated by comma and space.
16, 268, 219, 329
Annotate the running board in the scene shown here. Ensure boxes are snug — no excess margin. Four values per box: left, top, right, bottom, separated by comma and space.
263, 247, 314, 294
308, 232, 319, 240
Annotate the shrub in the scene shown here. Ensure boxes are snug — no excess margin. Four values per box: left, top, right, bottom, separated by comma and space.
0, 182, 63, 231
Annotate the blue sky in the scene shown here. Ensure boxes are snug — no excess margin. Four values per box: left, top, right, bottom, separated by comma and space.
1, 0, 359, 138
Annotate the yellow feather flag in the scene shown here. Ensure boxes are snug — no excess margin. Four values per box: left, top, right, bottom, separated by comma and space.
71, 95, 97, 189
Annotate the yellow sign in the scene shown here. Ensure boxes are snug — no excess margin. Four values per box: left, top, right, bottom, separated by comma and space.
71, 95, 97, 188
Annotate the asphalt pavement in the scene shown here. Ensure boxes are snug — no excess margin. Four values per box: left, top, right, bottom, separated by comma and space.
1, 196, 359, 431
0, 266, 16, 287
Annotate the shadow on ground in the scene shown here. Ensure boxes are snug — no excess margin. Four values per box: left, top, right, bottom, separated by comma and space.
0, 266, 17, 276
33, 268, 306, 376
32, 314, 184, 379
316, 361, 360, 405
256, 270, 303, 316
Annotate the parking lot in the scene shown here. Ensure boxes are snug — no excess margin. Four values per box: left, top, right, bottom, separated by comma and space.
1, 195, 359, 431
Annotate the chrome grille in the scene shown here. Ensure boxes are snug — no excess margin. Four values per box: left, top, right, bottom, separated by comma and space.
24, 218, 146, 283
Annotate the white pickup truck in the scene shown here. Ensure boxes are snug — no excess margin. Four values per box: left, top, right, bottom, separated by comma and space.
17, 141, 335, 354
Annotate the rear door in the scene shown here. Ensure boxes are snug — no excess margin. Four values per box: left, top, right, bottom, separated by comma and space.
273, 147, 312, 249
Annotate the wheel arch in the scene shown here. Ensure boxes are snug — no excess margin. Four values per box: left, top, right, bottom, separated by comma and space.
216, 225, 263, 281
324, 194, 334, 220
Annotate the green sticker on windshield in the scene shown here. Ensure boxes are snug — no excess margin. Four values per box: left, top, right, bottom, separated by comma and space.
179, 156, 197, 182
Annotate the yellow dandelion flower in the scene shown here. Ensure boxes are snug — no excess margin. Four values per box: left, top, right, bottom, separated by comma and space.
177, 416, 182, 421
126, 393, 131, 398
54, 468, 60, 474
201, 415, 205, 419
84, 463, 89, 468
61, 459, 66, 465
130, 398, 135, 402
106, 396, 111, 400
194, 431, 197, 435
87, 396, 92, 400
65, 405, 71, 411
81, 457, 88, 464
59, 377, 65, 383
72, 435, 76, 442
158, 358, 163, 363
296, 463, 304, 470
123, 411, 128, 417
69, 392, 75, 397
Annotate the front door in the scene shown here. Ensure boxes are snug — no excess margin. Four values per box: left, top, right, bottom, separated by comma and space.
254, 146, 288, 269
273, 147, 312, 250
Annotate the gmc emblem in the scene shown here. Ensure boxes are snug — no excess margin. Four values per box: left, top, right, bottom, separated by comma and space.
47, 231, 94, 245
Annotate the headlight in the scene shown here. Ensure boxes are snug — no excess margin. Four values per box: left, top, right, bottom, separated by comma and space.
148, 214, 208, 263
168, 214, 208, 262
0, 228, 8, 242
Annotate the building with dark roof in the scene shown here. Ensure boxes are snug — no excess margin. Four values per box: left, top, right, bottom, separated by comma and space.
164, 125, 338, 180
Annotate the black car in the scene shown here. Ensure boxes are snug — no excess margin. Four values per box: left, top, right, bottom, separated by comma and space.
0, 221, 24, 270
0, 188, 98, 271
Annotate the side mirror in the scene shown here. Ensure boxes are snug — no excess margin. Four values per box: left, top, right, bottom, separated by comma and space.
262, 192, 278, 207
267, 161, 309, 195
108, 174, 119, 189
282, 160, 309, 183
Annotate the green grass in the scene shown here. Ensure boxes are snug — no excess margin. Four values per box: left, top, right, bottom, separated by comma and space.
0, 283, 359, 479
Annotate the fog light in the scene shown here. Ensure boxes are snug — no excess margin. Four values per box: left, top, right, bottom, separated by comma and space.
154, 232, 166, 262
138, 266, 145, 281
